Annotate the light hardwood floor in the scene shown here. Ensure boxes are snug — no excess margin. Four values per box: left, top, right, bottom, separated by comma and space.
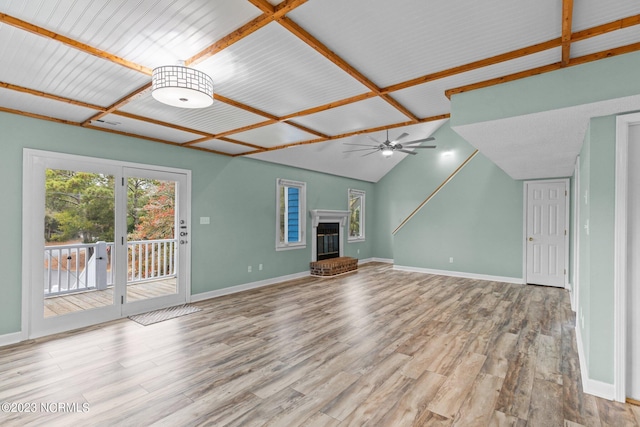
1, 263, 639, 426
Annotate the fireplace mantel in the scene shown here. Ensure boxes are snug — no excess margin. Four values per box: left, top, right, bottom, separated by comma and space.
310, 210, 350, 262
309, 210, 349, 227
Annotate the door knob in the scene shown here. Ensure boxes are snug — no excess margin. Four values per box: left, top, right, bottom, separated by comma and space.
528, 237, 533, 241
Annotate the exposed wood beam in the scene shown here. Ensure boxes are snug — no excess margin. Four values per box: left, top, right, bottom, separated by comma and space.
187, 0, 308, 66
247, 0, 275, 14
183, 120, 274, 148
0, 105, 81, 126
82, 83, 151, 125
279, 92, 377, 121
259, 113, 450, 152
571, 14, 640, 42
219, 136, 265, 152
112, 111, 211, 137
0, 13, 152, 75
213, 94, 280, 121
277, 16, 419, 122
285, 121, 329, 139
445, 40, 640, 98
562, 0, 574, 66
445, 63, 563, 98
381, 38, 562, 94
0, 81, 107, 111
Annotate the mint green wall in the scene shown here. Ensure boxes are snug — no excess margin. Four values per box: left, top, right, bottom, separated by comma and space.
372, 122, 523, 279
0, 112, 374, 335
580, 116, 616, 383
372, 123, 476, 259
394, 152, 523, 278
578, 125, 592, 371
451, 51, 640, 126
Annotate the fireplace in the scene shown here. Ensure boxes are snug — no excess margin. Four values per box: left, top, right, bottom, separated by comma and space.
317, 222, 340, 261
309, 210, 358, 276
309, 209, 349, 262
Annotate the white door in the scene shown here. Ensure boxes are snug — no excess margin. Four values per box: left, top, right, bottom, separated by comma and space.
120, 167, 189, 316
627, 124, 640, 401
525, 180, 568, 287
23, 150, 190, 338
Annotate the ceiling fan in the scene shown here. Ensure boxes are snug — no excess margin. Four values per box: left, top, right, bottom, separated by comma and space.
343, 130, 436, 157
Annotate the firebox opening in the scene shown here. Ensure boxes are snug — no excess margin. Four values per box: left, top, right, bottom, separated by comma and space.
317, 222, 339, 261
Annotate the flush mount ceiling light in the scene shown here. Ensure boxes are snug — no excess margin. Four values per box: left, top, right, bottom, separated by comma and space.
151, 61, 213, 108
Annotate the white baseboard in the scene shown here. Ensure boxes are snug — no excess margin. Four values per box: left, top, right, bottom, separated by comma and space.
367, 257, 394, 264
393, 264, 524, 284
575, 324, 616, 400
190, 271, 311, 303
0, 331, 24, 347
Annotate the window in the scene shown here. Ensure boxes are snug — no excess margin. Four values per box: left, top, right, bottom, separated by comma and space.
276, 179, 306, 250
348, 189, 365, 241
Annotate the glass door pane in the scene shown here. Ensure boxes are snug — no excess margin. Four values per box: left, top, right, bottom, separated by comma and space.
124, 171, 184, 309
43, 168, 116, 318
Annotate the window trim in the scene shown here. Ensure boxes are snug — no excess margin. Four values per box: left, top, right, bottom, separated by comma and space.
348, 188, 366, 242
276, 178, 307, 251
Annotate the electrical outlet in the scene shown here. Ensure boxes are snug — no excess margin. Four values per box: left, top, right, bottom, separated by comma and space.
357, 249, 360, 254
449, 257, 454, 263
248, 265, 252, 273
259, 264, 263, 271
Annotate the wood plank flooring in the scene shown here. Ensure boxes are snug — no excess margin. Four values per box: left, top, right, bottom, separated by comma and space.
44, 278, 177, 317
2, 263, 638, 426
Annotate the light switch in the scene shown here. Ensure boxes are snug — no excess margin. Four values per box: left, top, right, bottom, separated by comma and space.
200, 216, 210, 225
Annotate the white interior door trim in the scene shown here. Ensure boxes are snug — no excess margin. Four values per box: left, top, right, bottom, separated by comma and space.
522, 178, 570, 288
614, 112, 640, 402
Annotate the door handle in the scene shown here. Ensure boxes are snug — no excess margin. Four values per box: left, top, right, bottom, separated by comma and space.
528, 237, 534, 241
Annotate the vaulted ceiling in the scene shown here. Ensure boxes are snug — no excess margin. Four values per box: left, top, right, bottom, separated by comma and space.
1, 0, 640, 182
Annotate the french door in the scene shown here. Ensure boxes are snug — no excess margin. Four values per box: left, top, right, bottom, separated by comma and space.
23, 149, 190, 338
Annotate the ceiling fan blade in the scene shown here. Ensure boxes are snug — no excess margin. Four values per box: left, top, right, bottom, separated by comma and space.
368, 136, 382, 144
410, 145, 437, 149
391, 132, 409, 144
401, 137, 435, 145
343, 143, 378, 147
397, 149, 417, 155
343, 148, 379, 153
361, 150, 380, 157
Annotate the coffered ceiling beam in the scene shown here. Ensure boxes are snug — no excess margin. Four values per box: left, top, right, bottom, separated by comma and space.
83, 83, 151, 125
187, 0, 308, 66
561, 0, 574, 66
277, 16, 419, 122
0, 81, 107, 112
445, 41, 640, 98
0, 13, 153, 76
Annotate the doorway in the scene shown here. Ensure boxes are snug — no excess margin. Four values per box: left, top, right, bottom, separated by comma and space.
23, 149, 191, 338
524, 179, 569, 287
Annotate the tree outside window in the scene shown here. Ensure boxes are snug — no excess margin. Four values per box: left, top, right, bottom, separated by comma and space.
348, 189, 365, 241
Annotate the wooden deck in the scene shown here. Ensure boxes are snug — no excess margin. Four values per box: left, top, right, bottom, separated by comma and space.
44, 278, 177, 317
3, 263, 639, 425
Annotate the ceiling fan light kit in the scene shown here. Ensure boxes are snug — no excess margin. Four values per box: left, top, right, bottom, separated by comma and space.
343, 130, 436, 157
152, 61, 214, 109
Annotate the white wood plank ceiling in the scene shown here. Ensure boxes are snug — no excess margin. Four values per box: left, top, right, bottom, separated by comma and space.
1, 0, 640, 181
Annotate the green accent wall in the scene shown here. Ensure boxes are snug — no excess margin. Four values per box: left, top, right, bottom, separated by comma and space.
373, 122, 523, 279
0, 112, 374, 336
578, 116, 616, 383
451, 50, 640, 127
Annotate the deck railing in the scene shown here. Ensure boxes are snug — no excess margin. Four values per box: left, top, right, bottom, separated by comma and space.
44, 239, 177, 297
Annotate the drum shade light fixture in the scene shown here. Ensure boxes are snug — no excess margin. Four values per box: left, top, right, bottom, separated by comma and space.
152, 61, 213, 108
